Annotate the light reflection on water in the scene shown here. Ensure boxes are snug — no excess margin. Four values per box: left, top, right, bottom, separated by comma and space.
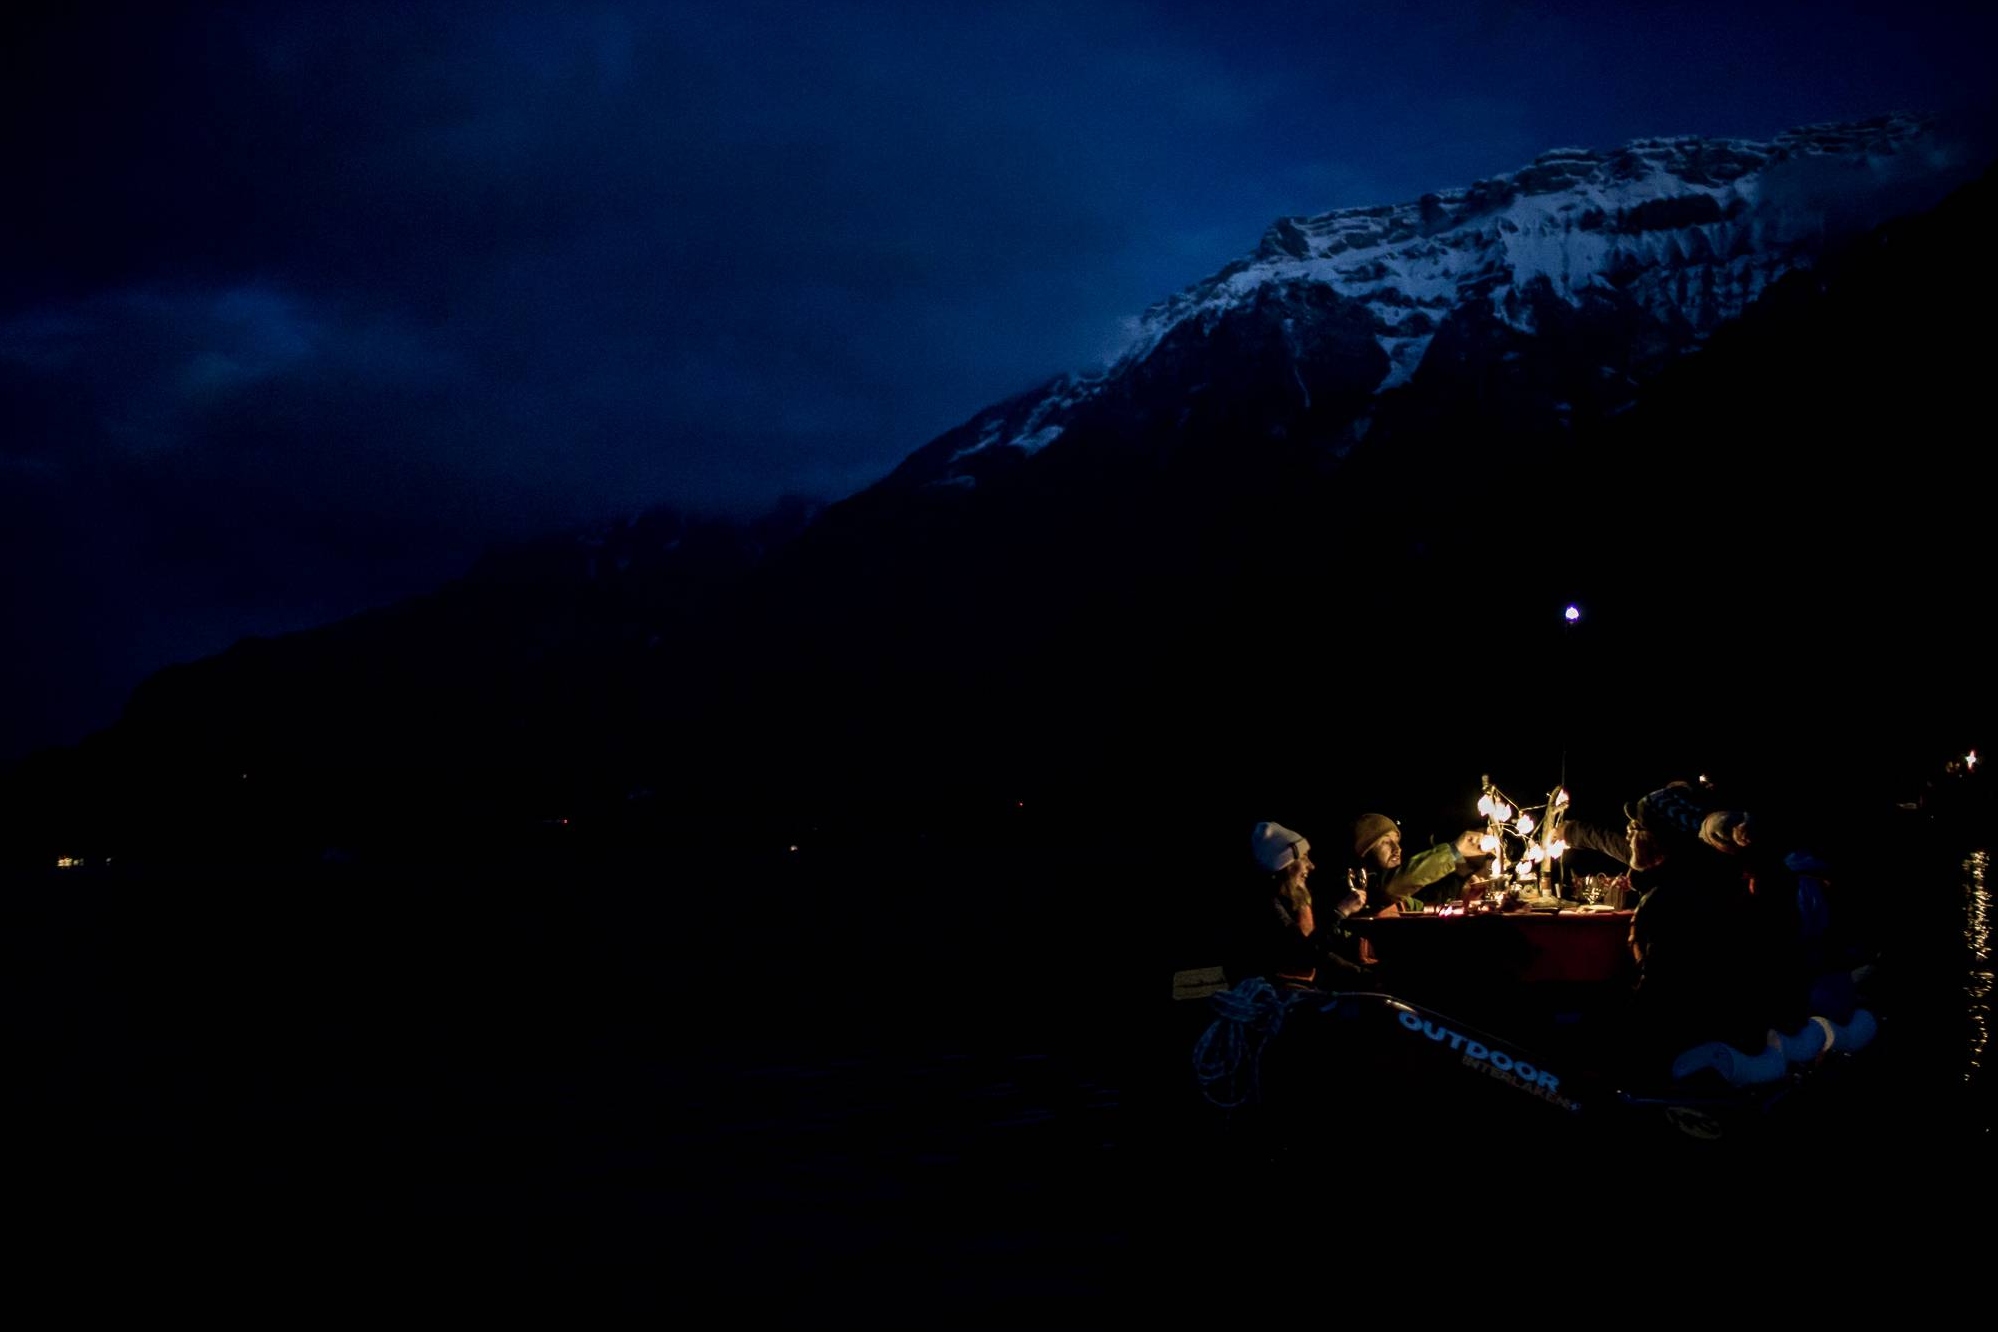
1965, 849, 1991, 1083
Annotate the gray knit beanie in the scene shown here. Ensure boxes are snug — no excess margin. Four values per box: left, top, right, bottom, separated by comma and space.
1251, 821, 1309, 873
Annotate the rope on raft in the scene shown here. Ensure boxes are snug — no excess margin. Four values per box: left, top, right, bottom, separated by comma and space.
1191, 977, 1314, 1109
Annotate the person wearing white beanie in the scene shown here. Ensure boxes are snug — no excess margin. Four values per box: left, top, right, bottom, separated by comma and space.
1250, 820, 1311, 874
1223, 821, 1371, 988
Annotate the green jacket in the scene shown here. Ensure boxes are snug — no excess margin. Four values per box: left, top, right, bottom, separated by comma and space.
1381, 841, 1469, 907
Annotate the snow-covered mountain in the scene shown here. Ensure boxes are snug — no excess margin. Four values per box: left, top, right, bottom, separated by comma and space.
890, 111, 1952, 491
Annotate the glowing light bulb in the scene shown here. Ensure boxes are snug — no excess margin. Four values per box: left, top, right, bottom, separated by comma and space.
1494, 802, 1513, 823
1479, 834, 1500, 855
1477, 794, 1494, 817
1516, 813, 1535, 835
1564, 605, 1580, 623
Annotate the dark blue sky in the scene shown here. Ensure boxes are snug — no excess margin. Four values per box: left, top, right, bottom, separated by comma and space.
4, 0, 1995, 762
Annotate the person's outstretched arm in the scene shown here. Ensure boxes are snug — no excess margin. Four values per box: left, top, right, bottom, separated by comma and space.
1383, 831, 1480, 901
1561, 817, 1631, 867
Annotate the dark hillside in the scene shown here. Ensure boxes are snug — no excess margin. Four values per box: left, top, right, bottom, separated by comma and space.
6, 165, 1994, 871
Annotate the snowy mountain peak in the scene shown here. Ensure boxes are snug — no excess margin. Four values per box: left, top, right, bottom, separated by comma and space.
1162, 111, 1933, 375
908, 112, 1946, 486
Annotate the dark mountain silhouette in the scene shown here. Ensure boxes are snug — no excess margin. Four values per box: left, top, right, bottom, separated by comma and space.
8, 131, 1995, 869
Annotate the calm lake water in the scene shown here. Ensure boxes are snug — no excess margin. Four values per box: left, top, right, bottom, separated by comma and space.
9, 838, 1135, 1315
9, 811, 1992, 1311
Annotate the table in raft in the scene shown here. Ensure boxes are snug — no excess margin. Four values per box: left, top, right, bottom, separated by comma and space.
1354, 907, 1634, 986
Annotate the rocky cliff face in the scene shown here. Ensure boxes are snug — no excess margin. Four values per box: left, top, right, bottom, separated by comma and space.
886, 112, 1952, 494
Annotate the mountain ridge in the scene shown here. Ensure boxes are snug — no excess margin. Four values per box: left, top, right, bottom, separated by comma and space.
897, 110, 1960, 495
8, 115, 1994, 864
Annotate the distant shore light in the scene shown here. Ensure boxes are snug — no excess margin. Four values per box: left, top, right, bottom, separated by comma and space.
1563, 605, 1580, 623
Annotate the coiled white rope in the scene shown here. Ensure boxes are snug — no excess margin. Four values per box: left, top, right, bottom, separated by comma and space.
1191, 977, 1311, 1109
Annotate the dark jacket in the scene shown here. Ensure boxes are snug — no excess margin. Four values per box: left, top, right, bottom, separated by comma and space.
1626, 834, 1793, 1062
1562, 810, 1788, 1062
1220, 872, 1371, 990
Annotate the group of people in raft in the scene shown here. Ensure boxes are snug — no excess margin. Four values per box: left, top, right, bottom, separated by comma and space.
1222, 778, 1878, 1089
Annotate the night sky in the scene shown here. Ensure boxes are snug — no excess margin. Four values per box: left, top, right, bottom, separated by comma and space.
5, 1, 1996, 763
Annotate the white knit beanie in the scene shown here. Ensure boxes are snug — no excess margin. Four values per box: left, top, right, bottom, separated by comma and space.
1251, 821, 1309, 873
